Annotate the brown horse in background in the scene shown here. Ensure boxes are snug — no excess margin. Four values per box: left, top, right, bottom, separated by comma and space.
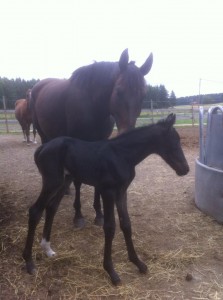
15, 89, 37, 144
31, 49, 153, 227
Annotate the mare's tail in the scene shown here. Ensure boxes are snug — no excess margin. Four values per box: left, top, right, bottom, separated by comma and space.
30, 89, 48, 143
34, 144, 44, 166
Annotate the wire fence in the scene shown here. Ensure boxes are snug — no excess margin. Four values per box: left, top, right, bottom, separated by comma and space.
0, 105, 208, 134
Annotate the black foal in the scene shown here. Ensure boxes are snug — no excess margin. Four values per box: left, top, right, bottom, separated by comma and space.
22, 113, 189, 285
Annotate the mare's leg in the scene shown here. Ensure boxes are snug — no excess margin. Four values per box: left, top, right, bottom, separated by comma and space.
73, 180, 85, 228
25, 124, 31, 144
22, 127, 26, 142
115, 190, 147, 274
93, 188, 103, 226
101, 189, 120, 285
33, 124, 37, 144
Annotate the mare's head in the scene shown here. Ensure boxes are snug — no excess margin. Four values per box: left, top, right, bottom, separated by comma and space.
110, 49, 153, 134
157, 114, 189, 176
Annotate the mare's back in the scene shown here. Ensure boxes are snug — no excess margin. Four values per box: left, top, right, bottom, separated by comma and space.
31, 70, 115, 141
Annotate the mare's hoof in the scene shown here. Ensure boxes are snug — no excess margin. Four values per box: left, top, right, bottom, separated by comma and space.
94, 216, 104, 226
74, 217, 86, 229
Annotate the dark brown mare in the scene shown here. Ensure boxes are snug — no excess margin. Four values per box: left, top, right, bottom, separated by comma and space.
22, 114, 189, 284
31, 49, 153, 227
15, 89, 37, 144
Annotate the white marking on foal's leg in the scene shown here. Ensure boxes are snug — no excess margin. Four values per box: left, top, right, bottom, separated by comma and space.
40, 238, 56, 257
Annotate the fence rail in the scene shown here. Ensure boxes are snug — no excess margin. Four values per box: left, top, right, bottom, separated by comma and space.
0, 106, 208, 134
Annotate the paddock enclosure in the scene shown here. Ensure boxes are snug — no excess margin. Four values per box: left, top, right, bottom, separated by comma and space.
1, 127, 223, 299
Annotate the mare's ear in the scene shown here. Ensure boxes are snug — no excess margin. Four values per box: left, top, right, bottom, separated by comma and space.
165, 113, 176, 128
119, 48, 129, 71
140, 53, 153, 76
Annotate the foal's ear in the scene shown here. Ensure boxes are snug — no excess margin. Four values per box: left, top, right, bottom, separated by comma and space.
165, 113, 176, 128
140, 53, 153, 76
119, 48, 129, 71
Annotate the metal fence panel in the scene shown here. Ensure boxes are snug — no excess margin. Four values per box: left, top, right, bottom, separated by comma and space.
0, 107, 208, 134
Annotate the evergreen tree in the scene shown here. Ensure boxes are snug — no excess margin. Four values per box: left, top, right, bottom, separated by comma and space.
169, 91, 176, 107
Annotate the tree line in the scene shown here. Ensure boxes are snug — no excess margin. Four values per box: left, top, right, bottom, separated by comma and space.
0, 77, 177, 109
177, 93, 223, 106
0, 77, 39, 109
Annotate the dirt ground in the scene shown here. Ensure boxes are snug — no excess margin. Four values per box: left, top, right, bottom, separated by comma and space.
1, 127, 223, 300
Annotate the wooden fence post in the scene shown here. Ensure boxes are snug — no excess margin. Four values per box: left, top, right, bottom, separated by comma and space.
2, 96, 9, 133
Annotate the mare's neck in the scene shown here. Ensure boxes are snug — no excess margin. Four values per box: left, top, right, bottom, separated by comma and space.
111, 124, 163, 166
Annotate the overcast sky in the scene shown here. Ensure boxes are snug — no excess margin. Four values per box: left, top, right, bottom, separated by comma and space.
1, 0, 223, 97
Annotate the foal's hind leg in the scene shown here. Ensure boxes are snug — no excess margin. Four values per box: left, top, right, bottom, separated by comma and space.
22, 188, 50, 274
41, 185, 67, 257
23, 180, 64, 274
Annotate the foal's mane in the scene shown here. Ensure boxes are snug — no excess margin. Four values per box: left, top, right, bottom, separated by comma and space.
112, 120, 169, 144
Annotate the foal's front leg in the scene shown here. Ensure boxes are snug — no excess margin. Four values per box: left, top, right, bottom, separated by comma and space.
73, 180, 85, 228
115, 190, 147, 274
101, 189, 120, 285
93, 188, 103, 226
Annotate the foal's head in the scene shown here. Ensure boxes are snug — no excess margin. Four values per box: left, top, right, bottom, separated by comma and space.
157, 114, 189, 176
110, 49, 153, 134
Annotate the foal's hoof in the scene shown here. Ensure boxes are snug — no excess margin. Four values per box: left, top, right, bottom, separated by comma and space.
138, 262, 148, 274
111, 274, 121, 286
74, 217, 86, 229
26, 261, 36, 275
94, 216, 104, 226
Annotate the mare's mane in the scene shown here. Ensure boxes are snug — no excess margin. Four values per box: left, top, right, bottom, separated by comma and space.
121, 62, 146, 96
70, 61, 119, 89
70, 60, 146, 95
